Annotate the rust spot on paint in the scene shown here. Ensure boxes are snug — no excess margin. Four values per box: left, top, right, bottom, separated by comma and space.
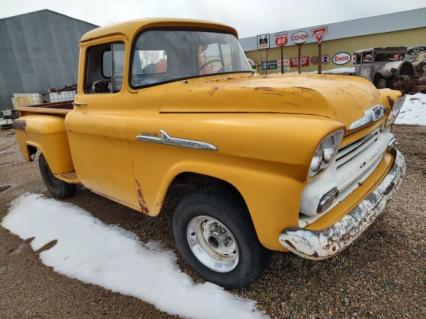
12, 119, 26, 131
254, 86, 273, 91
253, 86, 284, 96
135, 179, 149, 214
293, 86, 317, 94
386, 95, 395, 108
208, 86, 218, 96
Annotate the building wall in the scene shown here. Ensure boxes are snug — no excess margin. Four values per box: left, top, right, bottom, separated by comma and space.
245, 27, 426, 73
0, 10, 97, 109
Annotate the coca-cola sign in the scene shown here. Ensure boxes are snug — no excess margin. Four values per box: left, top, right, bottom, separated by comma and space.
332, 52, 351, 65
291, 31, 309, 44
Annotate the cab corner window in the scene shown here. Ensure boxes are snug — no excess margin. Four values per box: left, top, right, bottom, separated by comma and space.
85, 42, 124, 94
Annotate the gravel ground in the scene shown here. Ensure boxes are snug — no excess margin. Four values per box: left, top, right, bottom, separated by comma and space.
0, 126, 425, 319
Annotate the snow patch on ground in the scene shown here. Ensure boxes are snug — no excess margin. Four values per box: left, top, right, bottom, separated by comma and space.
2, 194, 268, 319
323, 67, 355, 74
395, 93, 426, 126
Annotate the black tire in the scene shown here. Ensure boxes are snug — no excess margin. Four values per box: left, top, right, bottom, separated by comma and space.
172, 188, 270, 288
374, 76, 387, 89
39, 153, 76, 199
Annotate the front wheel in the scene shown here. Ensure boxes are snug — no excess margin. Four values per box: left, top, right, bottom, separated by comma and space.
172, 189, 270, 288
374, 76, 387, 89
39, 153, 76, 199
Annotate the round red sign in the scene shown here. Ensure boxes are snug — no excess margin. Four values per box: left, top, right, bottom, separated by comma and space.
275, 32, 288, 47
275, 36, 288, 47
291, 31, 309, 44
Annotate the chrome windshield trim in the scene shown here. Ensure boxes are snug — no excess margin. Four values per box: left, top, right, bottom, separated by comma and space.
136, 130, 218, 151
349, 104, 385, 131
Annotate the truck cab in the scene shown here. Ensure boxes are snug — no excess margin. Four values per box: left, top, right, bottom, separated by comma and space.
13, 19, 406, 288
353, 47, 415, 89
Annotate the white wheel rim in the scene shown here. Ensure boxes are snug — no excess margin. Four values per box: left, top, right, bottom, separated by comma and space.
186, 215, 239, 273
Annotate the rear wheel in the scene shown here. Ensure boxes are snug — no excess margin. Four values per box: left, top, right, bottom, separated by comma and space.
39, 153, 76, 199
172, 188, 270, 288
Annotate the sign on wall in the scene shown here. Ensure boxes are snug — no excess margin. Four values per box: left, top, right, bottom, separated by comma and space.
311, 26, 328, 44
332, 52, 351, 65
311, 55, 330, 65
257, 34, 270, 49
291, 31, 309, 45
277, 59, 290, 68
290, 56, 310, 67
261, 60, 277, 69
275, 31, 288, 47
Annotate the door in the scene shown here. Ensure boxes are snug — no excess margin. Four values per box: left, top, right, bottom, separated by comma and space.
66, 38, 139, 210
360, 50, 374, 80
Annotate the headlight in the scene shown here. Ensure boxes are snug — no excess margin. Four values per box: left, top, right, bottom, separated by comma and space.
309, 129, 344, 176
386, 95, 405, 126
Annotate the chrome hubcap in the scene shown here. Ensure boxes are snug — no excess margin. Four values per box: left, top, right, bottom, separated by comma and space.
186, 215, 239, 273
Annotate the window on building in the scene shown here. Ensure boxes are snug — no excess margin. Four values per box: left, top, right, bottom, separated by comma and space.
85, 42, 125, 93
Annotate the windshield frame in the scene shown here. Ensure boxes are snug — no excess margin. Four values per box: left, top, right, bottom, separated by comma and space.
129, 27, 253, 89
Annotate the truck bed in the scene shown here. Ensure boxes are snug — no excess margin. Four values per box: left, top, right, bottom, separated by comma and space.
15, 101, 73, 115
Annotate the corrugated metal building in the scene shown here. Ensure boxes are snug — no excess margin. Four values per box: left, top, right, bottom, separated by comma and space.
240, 8, 426, 73
0, 10, 97, 110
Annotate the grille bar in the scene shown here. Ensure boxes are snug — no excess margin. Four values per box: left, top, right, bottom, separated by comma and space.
336, 130, 380, 168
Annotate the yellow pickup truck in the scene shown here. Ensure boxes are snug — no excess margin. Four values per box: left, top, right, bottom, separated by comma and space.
13, 18, 406, 288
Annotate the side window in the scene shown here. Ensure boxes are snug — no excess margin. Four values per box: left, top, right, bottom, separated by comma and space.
354, 53, 361, 65
85, 42, 124, 93
362, 52, 373, 64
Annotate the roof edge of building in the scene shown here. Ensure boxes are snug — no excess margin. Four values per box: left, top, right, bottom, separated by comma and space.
240, 7, 426, 51
0, 9, 99, 27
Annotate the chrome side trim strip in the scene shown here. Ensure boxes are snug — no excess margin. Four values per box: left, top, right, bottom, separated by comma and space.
349, 104, 385, 131
136, 130, 218, 151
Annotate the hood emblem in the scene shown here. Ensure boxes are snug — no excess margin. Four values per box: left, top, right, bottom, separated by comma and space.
349, 105, 385, 131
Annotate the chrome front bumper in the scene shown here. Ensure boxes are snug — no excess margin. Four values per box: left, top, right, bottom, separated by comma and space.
279, 149, 406, 260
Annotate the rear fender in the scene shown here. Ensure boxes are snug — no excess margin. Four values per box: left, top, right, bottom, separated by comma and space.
13, 115, 74, 174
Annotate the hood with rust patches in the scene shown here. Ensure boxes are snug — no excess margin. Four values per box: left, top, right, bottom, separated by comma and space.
157, 73, 384, 129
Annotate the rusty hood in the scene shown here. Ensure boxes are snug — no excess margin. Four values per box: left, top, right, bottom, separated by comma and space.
158, 73, 383, 128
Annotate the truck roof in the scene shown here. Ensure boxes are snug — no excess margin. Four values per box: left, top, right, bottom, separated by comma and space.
80, 18, 238, 42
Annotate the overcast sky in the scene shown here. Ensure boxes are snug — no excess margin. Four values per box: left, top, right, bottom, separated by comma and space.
1, 0, 425, 38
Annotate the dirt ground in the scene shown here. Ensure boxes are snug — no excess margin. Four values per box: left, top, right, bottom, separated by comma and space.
0, 126, 425, 319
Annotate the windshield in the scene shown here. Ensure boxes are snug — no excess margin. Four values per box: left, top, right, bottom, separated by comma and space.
131, 30, 252, 87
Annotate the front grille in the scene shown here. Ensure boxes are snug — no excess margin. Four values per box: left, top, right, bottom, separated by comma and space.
336, 129, 380, 169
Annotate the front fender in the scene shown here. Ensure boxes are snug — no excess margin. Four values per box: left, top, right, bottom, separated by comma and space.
154, 158, 305, 251
135, 114, 344, 251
